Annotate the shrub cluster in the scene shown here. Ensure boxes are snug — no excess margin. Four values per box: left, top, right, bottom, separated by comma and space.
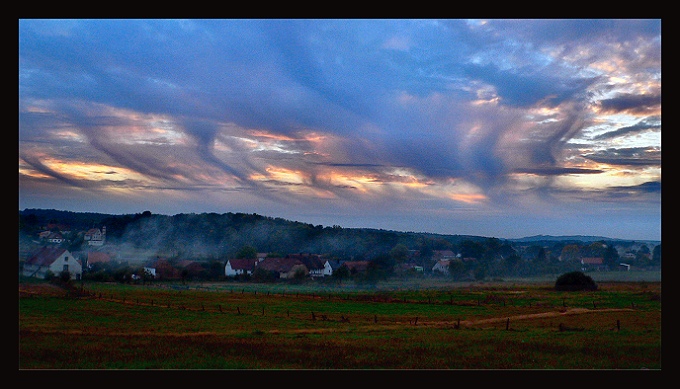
554, 271, 598, 291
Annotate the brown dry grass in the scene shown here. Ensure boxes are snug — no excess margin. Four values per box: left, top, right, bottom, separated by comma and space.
19, 279, 661, 369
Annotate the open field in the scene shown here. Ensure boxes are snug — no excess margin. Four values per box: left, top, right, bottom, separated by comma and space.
19, 275, 661, 369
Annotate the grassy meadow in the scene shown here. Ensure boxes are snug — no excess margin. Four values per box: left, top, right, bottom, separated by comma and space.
19, 274, 661, 370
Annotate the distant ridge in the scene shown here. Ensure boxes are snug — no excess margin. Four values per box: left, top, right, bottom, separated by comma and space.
19, 208, 660, 245
511, 235, 660, 244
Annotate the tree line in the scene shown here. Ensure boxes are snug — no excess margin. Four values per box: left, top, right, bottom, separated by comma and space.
19, 209, 660, 284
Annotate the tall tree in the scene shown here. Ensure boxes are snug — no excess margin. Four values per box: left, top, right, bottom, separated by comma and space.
603, 245, 620, 268
389, 243, 410, 263
535, 247, 547, 263
652, 244, 661, 265
236, 245, 257, 259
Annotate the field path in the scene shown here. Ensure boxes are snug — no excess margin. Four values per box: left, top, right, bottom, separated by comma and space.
21, 306, 634, 338
282, 307, 635, 334
20, 283, 639, 337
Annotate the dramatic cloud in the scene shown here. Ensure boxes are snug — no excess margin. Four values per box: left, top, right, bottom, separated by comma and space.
19, 19, 661, 240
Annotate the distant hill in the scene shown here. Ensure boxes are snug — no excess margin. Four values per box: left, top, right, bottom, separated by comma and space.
511, 235, 660, 245
19, 208, 488, 260
19, 209, 660, 261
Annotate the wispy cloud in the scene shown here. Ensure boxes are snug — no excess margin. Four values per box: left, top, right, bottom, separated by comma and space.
18, 19, 662, 240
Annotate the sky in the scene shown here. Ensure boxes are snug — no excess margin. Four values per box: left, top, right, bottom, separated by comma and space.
18, 19, 662, 241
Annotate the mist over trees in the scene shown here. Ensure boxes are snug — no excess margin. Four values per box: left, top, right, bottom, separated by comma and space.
19, 209, 661, 282
20, 209, 480, 261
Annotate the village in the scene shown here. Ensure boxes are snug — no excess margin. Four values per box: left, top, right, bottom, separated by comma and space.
20, 223, 457, 282
19, 219, 660, 284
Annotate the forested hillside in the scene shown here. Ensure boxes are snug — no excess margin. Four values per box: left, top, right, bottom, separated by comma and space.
19, 209, 484, 260
19, 208, 661, 281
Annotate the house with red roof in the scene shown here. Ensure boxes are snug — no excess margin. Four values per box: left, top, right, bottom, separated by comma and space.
286, 254, 325, 277
433, 250, 456, 260
86, 251, 113, 269
151, 257, 180, 280
84, 227, 106, 246
340, 260, 370, 275
580, 257, 606, 271
177, 260, 204, 278
45, 232, 65, 244
225, 258, 258, 277
256, 257, 308, 279
22, 247, 82, 280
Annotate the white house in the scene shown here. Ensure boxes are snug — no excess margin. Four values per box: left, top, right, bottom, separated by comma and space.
225, 258, 257, 277
22, 247, 82, 280
432, 260, 450, 275
322, 260, 338, 277
84, 227, 106, 246
143, 267, 157, 278
46, 232, 65, 244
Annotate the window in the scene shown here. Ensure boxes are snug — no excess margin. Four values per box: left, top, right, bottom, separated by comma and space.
63, 265, 69, 272
64, 256, 69, 261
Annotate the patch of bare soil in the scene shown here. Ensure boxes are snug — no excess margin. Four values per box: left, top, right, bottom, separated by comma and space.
19, 283, 68, 298
445, 307, 634, 328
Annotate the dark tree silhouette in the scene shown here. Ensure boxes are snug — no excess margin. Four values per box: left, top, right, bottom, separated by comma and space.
555, 271, 598, 291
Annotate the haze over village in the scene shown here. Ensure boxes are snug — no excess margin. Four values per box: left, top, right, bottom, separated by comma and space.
19, 209, 660, 284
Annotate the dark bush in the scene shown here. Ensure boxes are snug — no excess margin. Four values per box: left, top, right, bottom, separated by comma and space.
554, 271, 598, 291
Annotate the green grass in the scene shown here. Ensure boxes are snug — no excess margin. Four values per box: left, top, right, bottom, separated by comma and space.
19, 278, 661, 369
